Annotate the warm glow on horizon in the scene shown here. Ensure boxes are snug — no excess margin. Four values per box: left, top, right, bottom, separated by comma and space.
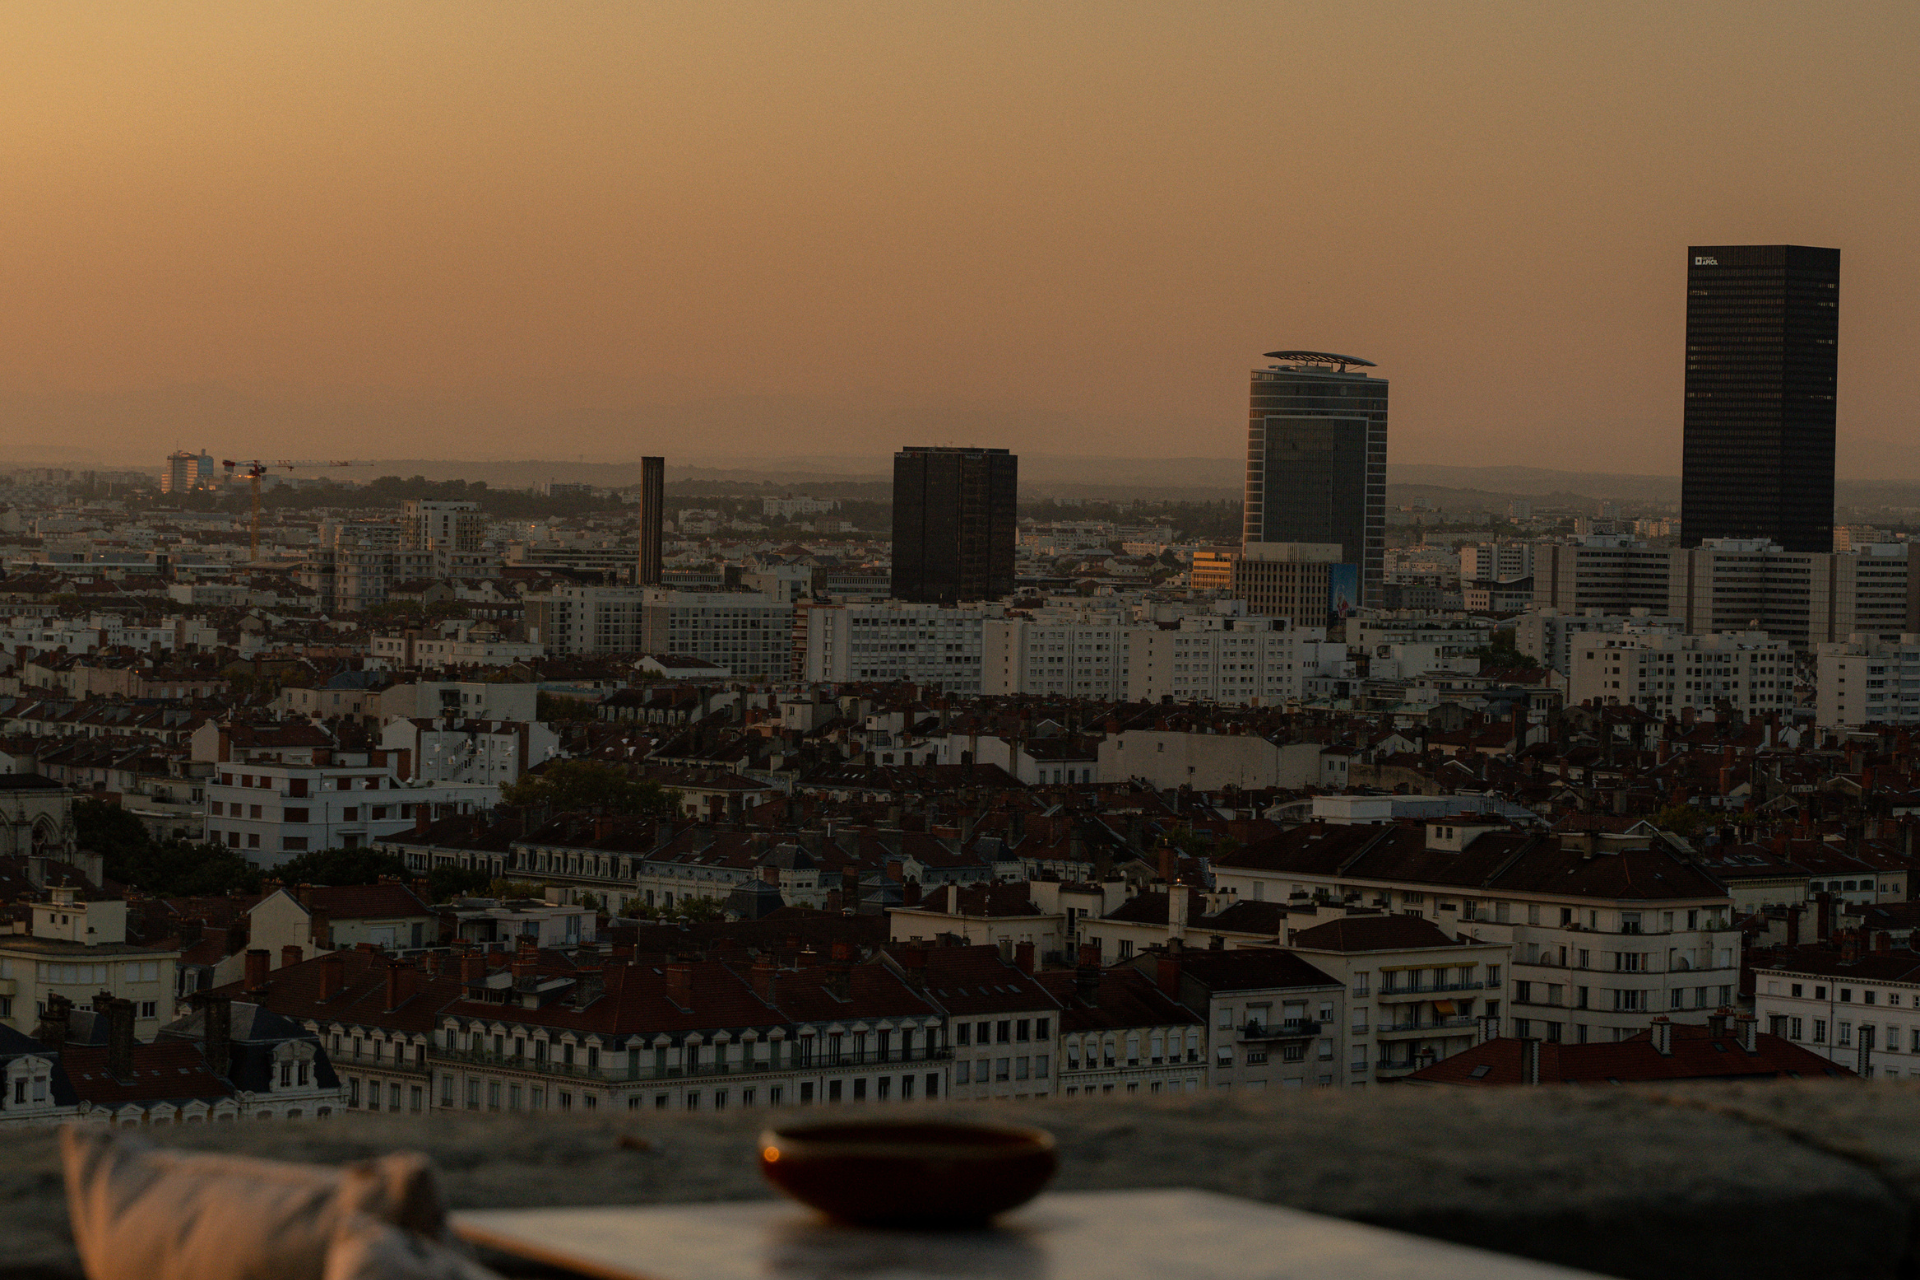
3, 2, 1918, 475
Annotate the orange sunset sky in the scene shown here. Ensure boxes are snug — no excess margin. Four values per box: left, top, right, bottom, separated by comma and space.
3, 3, 1917, 474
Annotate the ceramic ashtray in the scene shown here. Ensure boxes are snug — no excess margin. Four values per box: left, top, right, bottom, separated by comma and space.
758, 1120, 1059, 1228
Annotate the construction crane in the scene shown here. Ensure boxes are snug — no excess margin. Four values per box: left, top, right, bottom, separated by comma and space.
222, 458, 374, 561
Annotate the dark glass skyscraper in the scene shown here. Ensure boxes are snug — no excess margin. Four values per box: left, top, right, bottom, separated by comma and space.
1681, 245, 1839, 553
891, 446, 1017, 604
636, 456, 665, 586
1243, 352, 1387, 606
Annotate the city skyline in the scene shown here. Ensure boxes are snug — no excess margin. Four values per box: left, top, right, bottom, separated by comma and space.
2, 5, 1917, 475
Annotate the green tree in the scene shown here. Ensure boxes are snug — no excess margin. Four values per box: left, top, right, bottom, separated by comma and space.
499, 759, 678, 815
76, 797, 263, 896
427, 865, 494, 901
1652, 804, 1707, 838
273, 847, 409, 886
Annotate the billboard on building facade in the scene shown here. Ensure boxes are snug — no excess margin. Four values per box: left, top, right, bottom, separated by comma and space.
1328, 563, 1359, 622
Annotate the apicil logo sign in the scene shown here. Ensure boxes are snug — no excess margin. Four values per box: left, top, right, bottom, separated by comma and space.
1693, 255, 1719, 266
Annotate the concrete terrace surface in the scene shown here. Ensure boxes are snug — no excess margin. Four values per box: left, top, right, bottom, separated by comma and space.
4, 1083, 1917, 1280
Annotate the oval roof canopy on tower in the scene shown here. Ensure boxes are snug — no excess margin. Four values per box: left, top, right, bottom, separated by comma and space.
1263, 350, 1376, 372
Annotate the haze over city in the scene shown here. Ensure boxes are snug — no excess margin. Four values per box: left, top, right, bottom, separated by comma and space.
5, 2, 1919, 475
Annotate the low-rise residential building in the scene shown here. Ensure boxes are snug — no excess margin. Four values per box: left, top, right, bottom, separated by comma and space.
799, 599, 998, 693
1568, 630, 1793, 718
1406, 1017, 1850, 1084
1125, 614, 1328, 707
225, 942, 953, 1116
0, 885, 178, 1041
1140, 946, 1345, 1091
205, 754, 495, 865
1039, 950, 1204, 1098
379, 717, 561, 786
981, 609, 1129, 700
1816, 634, 1920, 729
1749, 938, 1920, 1081
1287, 914, 1509, 1084
1213, 820, 1742, 1042
913, 943, 1061, 1101
888, 883, 1069, 959
0, 992, 344, 1126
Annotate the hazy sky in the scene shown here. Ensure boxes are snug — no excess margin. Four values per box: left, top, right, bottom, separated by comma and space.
4, 3, 1917, 474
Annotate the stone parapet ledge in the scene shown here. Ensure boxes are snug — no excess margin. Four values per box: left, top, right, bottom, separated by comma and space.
2, 1083, 1915, 1280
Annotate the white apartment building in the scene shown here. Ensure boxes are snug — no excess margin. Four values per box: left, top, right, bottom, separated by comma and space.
1751, 948, 1920, 1080
1126, 614, 1329, 706
0, 886, 178, 1041
1568, 630, 1793, 716
379, 718, 561, 787
204, 756, 495, 866
1146, 948, 1347, 1090
1213, 823, 1743, 1042
1461, 541, 1535, 583
402, 500, 495, 577
641, 590, 792, 678
1533, 537, 1674, 616
1670, 540, 1908, 648
796, 600, 998, 692
1514, 607, 1685, 675
377, 681, 540, 723
368, 632, 544, 669
1346, 615, 1495, 656
1816, 634, 1920, 729
1287, 914, 1509, 1084
982, 609, 1129, 699
523, 584, 648, 656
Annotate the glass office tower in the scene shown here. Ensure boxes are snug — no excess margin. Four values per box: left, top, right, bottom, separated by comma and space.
1243, 352, 1387, 607
891, 446, 1018, 604
1681, 245, 1839, 553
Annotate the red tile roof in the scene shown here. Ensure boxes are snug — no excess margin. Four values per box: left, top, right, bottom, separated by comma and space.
1406, 1024, 1852, 1084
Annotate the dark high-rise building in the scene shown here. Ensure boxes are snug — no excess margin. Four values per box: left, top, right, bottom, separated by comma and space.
1242, 351, 1387, 606
890, 446, 1017, 604
636, 456, 665, 586
1681, 245, 1839, 553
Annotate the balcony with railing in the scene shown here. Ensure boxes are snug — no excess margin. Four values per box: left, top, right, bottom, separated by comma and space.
1375, 1016, 1476, 1036
1238, 1019, 1320, 1042
433, 1044, 954, 1083
1377, 980, 1486, 1001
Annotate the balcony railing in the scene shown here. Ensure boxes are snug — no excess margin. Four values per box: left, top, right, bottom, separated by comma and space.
1376, 1016, 1476, 1034
432, 1045, 953, 1082
1378, 981, 1486, 998
1238, 1020, 1320, 1041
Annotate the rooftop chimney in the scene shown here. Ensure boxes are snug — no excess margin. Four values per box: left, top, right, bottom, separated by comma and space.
1841, 930, 1862, 965
460, 951, 485, 984
281, 944, 303, 970
896, 946, 928, 990
1014, 940, 1035, 976
751, 954, 777, 1003
1707, 1007, 1732, 1038
1650, 1016, 1673, 1056
1156, 952, 1180, 999
384, 961, 410, 1012
1168, 885, 1190, 943
195, 992, 232, 1079
318, 954, 346, 1001
1521, 1037, 1542, 1085
665, 961, 694, 1007
104, 997, 135, 1082
1736, 1011, 1759, 1054
34, 993, 73, 1047
1075, 945, 1100, 1001
244, 948, 270, 992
